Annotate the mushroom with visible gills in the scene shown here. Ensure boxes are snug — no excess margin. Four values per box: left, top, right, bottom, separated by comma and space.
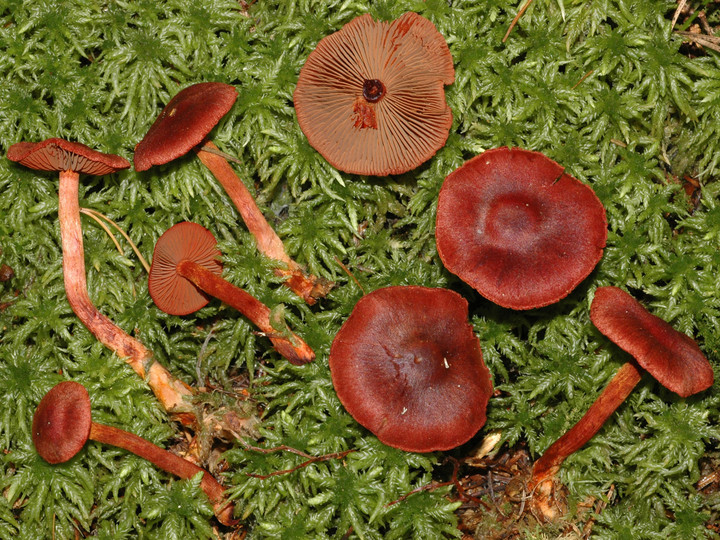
134, 82, 331, 305
329, 286, 492, 452
6, 138, 194, 417
148, 221, 314, 365
436, 147, 608, 310
294, 12, 455, 176
32, 381, 236, 526
528, 286, 714, 521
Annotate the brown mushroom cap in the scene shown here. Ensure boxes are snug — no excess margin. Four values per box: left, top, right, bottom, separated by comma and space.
7, 138, 130, 175
32, 381, 92, 464
294, 12, 454, 176
148, 221, 223, 316
329, 286, 492, 452
590, 286, 714, 398
436, 147, 607, 310
134, 82, 238, 171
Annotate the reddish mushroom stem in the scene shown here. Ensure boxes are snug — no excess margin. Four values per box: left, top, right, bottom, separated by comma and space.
194, 141, 331, 305
58, 170, 194, 416
89, 422, 235, 526
530, 361, 642, 487
176, 259, 315, 365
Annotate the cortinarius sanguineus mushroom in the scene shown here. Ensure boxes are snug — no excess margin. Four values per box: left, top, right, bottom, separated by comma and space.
148, 221, 314, 365
134, 82, 331, 305
436, 147, 608, 310
329, 286, 492, 452
529, 286, 714, 521
33, 381, 236, 526
294, 12, 455, 176
7, 138, 193, 417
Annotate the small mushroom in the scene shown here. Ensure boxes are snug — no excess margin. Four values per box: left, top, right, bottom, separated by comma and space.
134, 82, 331, 305
436, 147, 608, 310
529, 286, 714, 521
32, 381, 236, 526
7, 138, 193, 417
148, 221, 314, 365
294, 12, 455, 176
329, 286, 492, 452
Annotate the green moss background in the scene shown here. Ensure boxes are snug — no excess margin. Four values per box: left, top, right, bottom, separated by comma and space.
1, 0, 719, 537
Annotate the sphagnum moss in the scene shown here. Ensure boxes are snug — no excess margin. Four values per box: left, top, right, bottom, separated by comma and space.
1, 0, 719, 538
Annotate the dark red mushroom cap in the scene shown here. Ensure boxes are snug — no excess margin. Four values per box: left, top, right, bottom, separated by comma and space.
329, 286, 493, 452
436, 147, 607, 310
148, 221, 223, 316
590, 286, 714, 398
294, 12, 454, 176
7, 138, 130, 175
134, 82, 238, 171
32, 381, 92, 464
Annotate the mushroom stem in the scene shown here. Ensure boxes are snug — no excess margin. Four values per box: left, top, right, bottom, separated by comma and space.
530, 361, 642, 487
58, 170, 194, 416
89, 422, 235, 526
194, 141, 331, 305
176, 259, 315, 365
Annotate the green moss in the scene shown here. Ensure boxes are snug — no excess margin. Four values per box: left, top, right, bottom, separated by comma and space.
1, 0, 719, 537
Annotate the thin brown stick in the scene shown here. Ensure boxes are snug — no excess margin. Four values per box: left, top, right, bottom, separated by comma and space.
385, 480, 454, 508
386, 458, 467, 508
675, 30, 720, 53
244, 449, 355, 479
671, 0, 688, 31
81, 207, 151, 273
80, 209, 124, 256
503, 0, 534, 43
572, 70, 594, 90
334, 256, 365, 294
199, 143, 244, 165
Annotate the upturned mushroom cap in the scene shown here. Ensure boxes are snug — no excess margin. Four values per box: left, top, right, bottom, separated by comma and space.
294, 12, 454, 176
134, 82, 238, 171
436, 147, 607, 310
32, 381, 92, 464
7, 138, 130, 175
329, 286, 492, 452
148, 222, 223, 316
590, 286, 714, 398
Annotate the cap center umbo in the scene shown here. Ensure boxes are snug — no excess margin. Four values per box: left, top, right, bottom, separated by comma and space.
483, 194, 545, 246
362, 79, 385, 102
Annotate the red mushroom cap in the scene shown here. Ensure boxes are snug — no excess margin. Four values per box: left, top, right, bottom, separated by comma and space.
329, 286, 493, 452
7, 138, 130, 175
294, 12, 454, 176
148, 221, 223, 316
436, 147, 607, 310
134, 82, 238, 171
32, 381, 92, 464
590, 286, 714, 398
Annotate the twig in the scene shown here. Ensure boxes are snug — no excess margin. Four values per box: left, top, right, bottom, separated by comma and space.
671, 0, 688, 31
572, 70, 594, 90
244, 449, 355, 479
80, 208, 124, 256
334, 256, 365, 294
385, 457, 485, 508
200, 143, 244, 165
503, 0, 534, 43
385, 480, 454, 507
675, 30, 720, 53
80, 207, 151, 273
582, 484, 614, 539
698, 11, 714, 36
